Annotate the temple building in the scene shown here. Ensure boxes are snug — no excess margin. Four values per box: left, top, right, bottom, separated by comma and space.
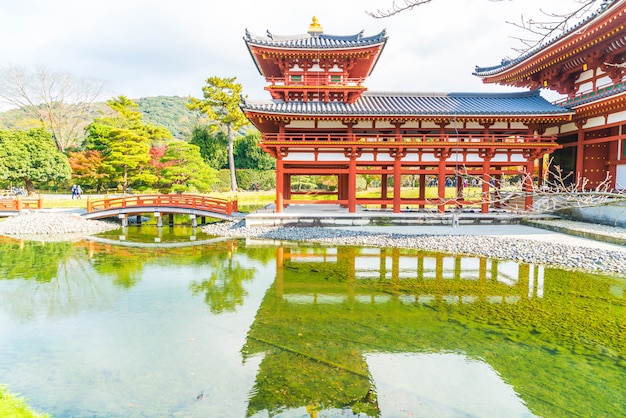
241, 12, 592, 213
474, 0, 626, 191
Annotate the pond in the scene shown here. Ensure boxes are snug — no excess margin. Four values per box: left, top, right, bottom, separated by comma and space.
0, 227, 624, 417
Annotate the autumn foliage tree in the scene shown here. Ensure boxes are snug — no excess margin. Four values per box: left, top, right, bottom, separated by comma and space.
68, 150, 107, 192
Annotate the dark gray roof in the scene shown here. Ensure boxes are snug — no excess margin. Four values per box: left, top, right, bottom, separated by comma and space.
241, 90, 574, 117
243, 28, 388, 49
473, 0, 619, 77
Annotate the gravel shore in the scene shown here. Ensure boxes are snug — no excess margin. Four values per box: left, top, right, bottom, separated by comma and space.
1, 211, 625, 276
0, 211, 119, 241
201, 220, 626, 276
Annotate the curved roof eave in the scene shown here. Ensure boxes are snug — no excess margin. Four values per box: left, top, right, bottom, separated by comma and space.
473, 0, 622, 78
243, 28, 388, 49
241, 90, 574, 119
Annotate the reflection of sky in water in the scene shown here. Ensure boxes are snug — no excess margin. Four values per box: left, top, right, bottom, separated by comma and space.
0, 257, 276, 417
367, 353, 535, 418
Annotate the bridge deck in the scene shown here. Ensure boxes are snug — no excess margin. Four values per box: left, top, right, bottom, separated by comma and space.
84, 194, 240, 221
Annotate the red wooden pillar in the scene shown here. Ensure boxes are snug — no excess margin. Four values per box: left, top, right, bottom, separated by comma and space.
493, 173, 502, 209
393, 155, 402, 213
381, 169, 388, 209
524, 160, 534, 211
575, 121, 585, 189
608, 139, 619, 188
536, 155, 544, 190
456, 172, 464, 209
438, 159, 446, 213
348, 155, 357, 213
481, 161, 491, 214
419, 172, 426, 209
275, 158, 284, 212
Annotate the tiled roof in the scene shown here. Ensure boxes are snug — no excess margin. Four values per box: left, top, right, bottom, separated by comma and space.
558, 81, 626, 108
241, 90, 574, 117
473, 0, 619, 77
243, 29, 388, 49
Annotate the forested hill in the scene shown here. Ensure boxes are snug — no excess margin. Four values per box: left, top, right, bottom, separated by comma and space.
0, 95, 203, 141
137, 96, 203, 139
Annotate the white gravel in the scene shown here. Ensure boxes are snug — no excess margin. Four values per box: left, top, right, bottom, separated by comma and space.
0, 211, 118, 241
1, 211, 625, 276
201, 220, 626, 276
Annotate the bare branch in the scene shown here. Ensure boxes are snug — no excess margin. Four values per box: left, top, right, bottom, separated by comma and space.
366, 0, 434, 18
367, 0, 608, 57
506, 0, 604, 55
0, 65, 106, 152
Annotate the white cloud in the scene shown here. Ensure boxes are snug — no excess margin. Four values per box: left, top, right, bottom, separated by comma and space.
0, 0, 583, 102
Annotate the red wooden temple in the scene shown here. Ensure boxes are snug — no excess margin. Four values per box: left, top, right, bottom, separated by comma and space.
241, 17, 575, 213
474, 0, 626, 192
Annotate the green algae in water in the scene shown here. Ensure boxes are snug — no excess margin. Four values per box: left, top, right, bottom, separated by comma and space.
0, 236, 623, 417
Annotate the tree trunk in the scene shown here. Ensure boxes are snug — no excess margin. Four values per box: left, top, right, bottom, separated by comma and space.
24, 178, 36, 196
123, 164, 128, 194
227, 124, 238, 191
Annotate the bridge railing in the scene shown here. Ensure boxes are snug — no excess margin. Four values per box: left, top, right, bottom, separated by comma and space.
0, 196, 44, 211
86, 194, 238, 215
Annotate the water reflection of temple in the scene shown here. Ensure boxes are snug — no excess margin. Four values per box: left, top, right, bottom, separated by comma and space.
275, 246, 544, 306
242, 244, 625, 418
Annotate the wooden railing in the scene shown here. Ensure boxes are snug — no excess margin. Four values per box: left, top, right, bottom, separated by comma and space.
265, 76, 365, 87
261, 133, 557, 144
0, 196, 44, 211
554, 81, 626, 107
86, 194, 238, 215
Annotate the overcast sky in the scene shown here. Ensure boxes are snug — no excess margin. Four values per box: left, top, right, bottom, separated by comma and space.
0, 0, 586, 104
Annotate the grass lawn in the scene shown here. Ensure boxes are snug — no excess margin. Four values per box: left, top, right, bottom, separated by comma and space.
36, 186, 517, 213
0, 386, 47, 418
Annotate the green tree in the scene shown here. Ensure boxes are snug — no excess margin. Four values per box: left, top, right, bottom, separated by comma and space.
187, 76, 249, 191
234, 131, 275, 170
85, 96, 172, 192
101, 128, 152, 193
189, 125, 228, 170
159, 141, 217, 192
0, 128, 71, 194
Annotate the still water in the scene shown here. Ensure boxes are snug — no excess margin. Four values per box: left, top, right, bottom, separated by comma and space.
0, 227, 624, 417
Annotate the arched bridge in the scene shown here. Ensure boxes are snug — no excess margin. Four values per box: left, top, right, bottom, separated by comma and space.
83, 194, 241, 223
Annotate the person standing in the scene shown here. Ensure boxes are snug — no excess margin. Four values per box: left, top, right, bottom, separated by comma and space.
76, 185, 82, 199
71, 184, 77, 199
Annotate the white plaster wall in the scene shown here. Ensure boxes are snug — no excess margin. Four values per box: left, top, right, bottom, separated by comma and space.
490, 154, 509, 163
282, 153, 315, 161
596, 75, 613, 86
354, 121, 374, 129
317, 120, 345, 128
374, 121, 395, 129
576, 69, 594, 82
559, 122, 578, 134
607, 110, 626, 125
286, 120, 315, 128
421, 121, 440, 129
463, 154, 485, 162
317, 153, 348, 161
578, 81, 594, 92
375, 154, 395, 162
616, 165, 626, 189
544, 126, 560, 135
584, 116, 606, 129
418, 153, 437, 162
510, 122, 528, 130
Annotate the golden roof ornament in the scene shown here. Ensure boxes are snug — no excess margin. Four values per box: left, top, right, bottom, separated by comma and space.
308, 16, 323, 35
